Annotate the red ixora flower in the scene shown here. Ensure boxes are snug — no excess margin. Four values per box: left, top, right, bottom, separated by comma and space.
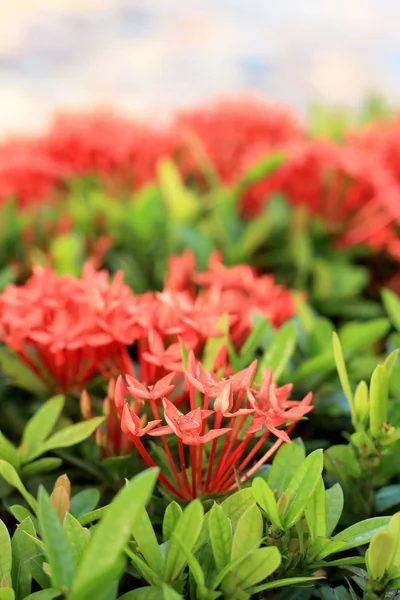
0, 137, 67, 209
174, 95, 303, 186
116, 356, 313, 501
165, 249, 297, 346
0, 264, 138, 393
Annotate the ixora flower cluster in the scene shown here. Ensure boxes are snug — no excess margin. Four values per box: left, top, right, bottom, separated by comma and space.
114, 355, 313, 501
0, 251, 295, 394
1, 96, 400, 259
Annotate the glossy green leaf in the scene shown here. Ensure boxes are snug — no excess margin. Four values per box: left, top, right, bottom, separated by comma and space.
340, 319, 390, 354
11, 517, 37, 600
24, 590, 62, 600
37, 486, 75, 591
221, 488, 255, 527
126, 549, 162, 588
332, 333, 354, 415
9, 506, 38, 530
318, 517, 391, 559
235, 152, 285, 195
0, 519, 12, 585
235, 546, 281, 589
252, 477, 283, 530
382, 288, 400, 333
162, 501, 183, 541
20, 458, 63, 479
369, 365, 388, 439
118, 588, 162, 600
0, 432, 19, 469
268, 441, 306, 495
0, 591, 15, 600
131, 507, 164, 577
209, 503, 232, 572
70, 489, 100, 519
21, 396, 65, 459
250, 576, 323, 594
283, 450, 324, 528
29, 417, 104, 460
383, 349, 400, 379
0, 460, 37, 511
367, 529, 395, 579
63, 513, 90, 567
375, 484, 400, 512
164, 499, 204, 581
158, 160, 199, 223
259, 321, 297, 382
305, 476, 326, 542
231, 504, 263, 560
325, 484, 344, 536
71, 469, 157, 600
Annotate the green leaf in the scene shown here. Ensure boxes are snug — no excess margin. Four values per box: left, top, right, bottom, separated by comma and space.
21, 396, 65, 460
20, 458, 63, 479
221, 488, 255, 528
29, 417, 104, 460
367, 529, 395, 579
71, 469, 158, 600
305, 476, 326, 542
70, 489, 100, 519
236, 547, 281, 589
0, 347, 49, 395
9, 506, 38, 530
126, 549, 162, 588
333, 333, 354, 416
158, 160, 199, 223
318, 517, 391, 559
325, 484, 344, 536
235, 152, 285, 195
63, 513, 90, 567
231, 505, 263, 560
163, 501, 183, 541
11, 517, 37, 600
37, 486, 75, 591
203, 314, 229, 371
239, 208, 272, 256
77, 506, 107, 526
131, 507, 164, 577
50, 234, 83, 277
0, 591, 15, 600
268, 441, 306, 495
259, 321, 297, 382
24, 591, 61, 600
0, 432, 19, 469
375, 484, 400, 512
209, 503, 232, 572
250, 577, 323, 594
169, 534, 205, 589
118, 588, 162, 600
383, 349, 399, 379
369, 365, 388, 439
0, 519, 12, 585
282, 450, 324, 528
340, 319, 390, 355
382, 288, 400, 333
164, 499, 204, 581
252, 478, 283, 530
0, 460, 37, 511
162, 585, 183, 600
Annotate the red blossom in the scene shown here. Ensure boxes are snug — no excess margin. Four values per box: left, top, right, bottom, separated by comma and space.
0, 264, 138, 393
117, 355, 313, 501
174, 96, 303, 185
0, 138, 67, 209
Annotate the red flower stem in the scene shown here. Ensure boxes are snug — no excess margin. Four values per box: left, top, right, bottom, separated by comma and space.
204, 412, 223, 492
161, 436, 189, 496
216, 412, 248, 473
134, 437, 186, 500
216, 430, 271, 491
178, 439, 191, 495
190, 445, 197, 499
